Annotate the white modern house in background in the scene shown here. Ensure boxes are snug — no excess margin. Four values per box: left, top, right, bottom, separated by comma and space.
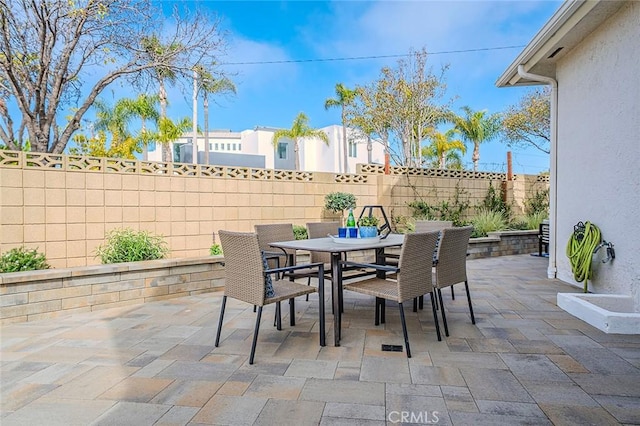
497, 0, 639, 333
146, 125, 385, 173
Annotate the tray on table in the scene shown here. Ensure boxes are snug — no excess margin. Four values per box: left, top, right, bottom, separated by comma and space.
329, 235, 381, 245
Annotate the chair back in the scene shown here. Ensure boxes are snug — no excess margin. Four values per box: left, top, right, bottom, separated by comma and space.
219, 230, 266, 306
434, 226, 473, 288
307, 221, 339, 264
254, 223, 296, 264
396, 231, 439, 301
414, 220, 453, 232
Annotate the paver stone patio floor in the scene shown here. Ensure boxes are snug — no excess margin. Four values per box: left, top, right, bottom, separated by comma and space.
2, 254, 640, 425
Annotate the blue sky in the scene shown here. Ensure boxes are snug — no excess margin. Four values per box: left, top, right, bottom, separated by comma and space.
161, 0, 562, 175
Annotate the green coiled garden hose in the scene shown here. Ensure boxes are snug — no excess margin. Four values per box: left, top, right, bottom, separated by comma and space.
565, 221, 601, 292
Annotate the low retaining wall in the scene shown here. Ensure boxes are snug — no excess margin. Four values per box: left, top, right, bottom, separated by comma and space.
0, 256, 225, 324
468, 230, 540, 259
0, 231, 540, 324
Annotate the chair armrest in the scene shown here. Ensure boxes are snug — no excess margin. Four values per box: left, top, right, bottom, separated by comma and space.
262, 250, 288, 259
340, 260, 399, 274
267, 262, 325, 275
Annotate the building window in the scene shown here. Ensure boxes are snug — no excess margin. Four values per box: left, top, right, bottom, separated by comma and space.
238, 144, 241, 151
277, 142, 288, 160
232, 143, 236, 151
227, 143, 231, 150
214, 143, 218, 150
349, 141, 357, 157
209, 143, 214, 151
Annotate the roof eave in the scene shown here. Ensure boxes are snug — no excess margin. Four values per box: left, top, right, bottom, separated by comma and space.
496, 0, 594, 88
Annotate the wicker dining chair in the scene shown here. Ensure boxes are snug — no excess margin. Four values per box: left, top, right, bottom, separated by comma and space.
342, 231, 441, 358
291, 221, 339, 300
255, 223, 298, 272
216, 230, 323, 365
433, 225, 475, 336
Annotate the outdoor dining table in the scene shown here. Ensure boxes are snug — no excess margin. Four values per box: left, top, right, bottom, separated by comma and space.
270, 233, 405, 346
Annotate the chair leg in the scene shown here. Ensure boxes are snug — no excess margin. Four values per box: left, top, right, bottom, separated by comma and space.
253, 305, 257, 312
430, 292, 442, 341
398, 302, 411, 358
215, 296, 227, 347
276, 302, 282, 330
306, 277, 311, 301
451, 286, 455, 300
289, 297, 295, 326
380, 298, 386, 324
437, 288, 449, 337
464, 280, 475, 324
413, 297, 418, 312
250, 306, 263, 365
375, 297, 381, 326
419, 295, 424, 310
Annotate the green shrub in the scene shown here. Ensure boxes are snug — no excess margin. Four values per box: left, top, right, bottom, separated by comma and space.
324, 192, 356, 214
96, 228, 169, 264
471, 208, 507, 237
407, 200, 437, 220
210, 244, 223, 255
479, 181, 512, 222
357, 216, 379, 227
407, 183, 470, 226
392, 215, 415, 234
523, 211, 548, 230
0, 246, 50, 273
524, 188, 549, 216
293, 225, 308, 240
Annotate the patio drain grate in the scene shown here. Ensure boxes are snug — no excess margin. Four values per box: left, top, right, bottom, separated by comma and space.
381, 344, 403, 352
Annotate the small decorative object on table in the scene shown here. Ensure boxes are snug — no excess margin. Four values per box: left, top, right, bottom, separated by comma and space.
358, 216, 379, 238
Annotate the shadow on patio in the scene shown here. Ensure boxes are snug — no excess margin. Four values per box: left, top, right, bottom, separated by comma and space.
2, 254, 639, 425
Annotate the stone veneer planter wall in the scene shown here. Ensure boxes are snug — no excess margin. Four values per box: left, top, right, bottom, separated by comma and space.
0, 256, 225, 324
0, 231, 540, 324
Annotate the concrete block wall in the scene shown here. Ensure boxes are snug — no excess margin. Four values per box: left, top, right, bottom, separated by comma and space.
0, 151, 548, 268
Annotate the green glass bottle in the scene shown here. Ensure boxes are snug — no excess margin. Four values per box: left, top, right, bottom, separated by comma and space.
346, 208, 356, 228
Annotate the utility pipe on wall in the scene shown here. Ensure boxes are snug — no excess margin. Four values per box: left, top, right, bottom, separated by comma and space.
517, 65, 558, 279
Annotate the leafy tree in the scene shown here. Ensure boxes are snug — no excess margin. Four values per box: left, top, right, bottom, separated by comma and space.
501, 87, 550, 154
452, 106, 501, 171
347, 84, 392, 171
272, 112, 329, 171
422, 129, 466, 169
194, 66, 236, 165
0, 0, 227, 154
325, 83, 357, 173
69, 98, 140, 158
350, 48, 451, 167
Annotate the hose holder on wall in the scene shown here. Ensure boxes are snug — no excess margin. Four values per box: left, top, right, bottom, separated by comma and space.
566, 221, 615, 293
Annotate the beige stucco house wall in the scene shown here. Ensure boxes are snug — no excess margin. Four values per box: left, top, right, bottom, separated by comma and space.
497, 0, 639, 312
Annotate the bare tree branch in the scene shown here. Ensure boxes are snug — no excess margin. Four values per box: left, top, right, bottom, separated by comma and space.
1, 0, 228, 152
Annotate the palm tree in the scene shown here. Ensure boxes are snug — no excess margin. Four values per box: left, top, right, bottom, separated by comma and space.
272, 112, 329, 171
195, 66, 236, 165
422, 129, 466, 169
325, 83, 357, 173
93, 99, 134, 148
120, 94, 160, 161
141, 36, 180, 162
452, 106, 501, 171
154, 117, 193, 163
